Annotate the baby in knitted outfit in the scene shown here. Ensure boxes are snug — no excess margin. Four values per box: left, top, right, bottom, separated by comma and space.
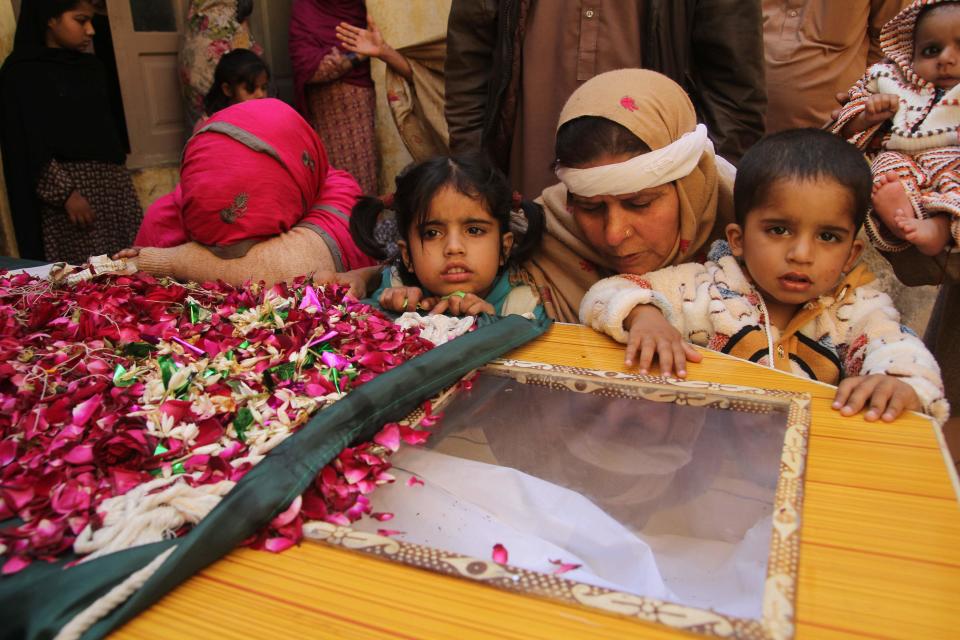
832, 0, 959, 256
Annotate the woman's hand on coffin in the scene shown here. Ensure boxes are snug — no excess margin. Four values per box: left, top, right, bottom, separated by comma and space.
380, 286, 426, 312
313, 266, 382, 299
111, 247, 140, 260
110, 247, 140, 271
65, 190, 95, 227
428, 292, 495, 317
623, 304, 701, 378
832, 374, 921, 422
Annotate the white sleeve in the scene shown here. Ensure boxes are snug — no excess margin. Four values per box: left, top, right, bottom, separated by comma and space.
843, 288, 949, 423
579, 263, 706, 343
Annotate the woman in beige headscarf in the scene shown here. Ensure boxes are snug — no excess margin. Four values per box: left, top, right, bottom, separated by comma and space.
523, 69, 736, 322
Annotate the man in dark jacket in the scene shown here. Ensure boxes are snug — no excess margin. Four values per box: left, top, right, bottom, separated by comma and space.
444, 0, 766, 197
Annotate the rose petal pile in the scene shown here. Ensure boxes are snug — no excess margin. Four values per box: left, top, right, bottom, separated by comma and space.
0, 272, 434, 574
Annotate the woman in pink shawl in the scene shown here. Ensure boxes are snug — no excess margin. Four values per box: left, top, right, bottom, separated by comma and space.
133, 98, 375, 278
289, 0, 378, 195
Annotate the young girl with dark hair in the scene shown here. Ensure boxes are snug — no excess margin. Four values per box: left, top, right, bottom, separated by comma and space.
350, 154, 546, 318
0, 0, 142, 263
198, 48, 270, 127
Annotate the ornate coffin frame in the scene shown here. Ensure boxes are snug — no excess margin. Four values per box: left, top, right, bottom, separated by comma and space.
305, 359, 811, 640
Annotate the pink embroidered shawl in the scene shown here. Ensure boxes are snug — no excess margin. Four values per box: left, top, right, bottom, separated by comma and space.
136, 98, 375, 269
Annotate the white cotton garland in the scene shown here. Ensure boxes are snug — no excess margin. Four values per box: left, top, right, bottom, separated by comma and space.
394, 312, 475, 346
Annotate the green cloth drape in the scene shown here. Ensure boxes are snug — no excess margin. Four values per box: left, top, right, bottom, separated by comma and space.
0, 312, 550, 639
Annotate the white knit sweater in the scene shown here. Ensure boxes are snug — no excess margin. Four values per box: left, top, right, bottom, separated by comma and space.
580, 241, 949, 422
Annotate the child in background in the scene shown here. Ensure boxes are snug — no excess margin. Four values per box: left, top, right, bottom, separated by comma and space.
0, 0, 142, 264
349, 154, 546, 319
580, 129, 948, 423
180, 0, 262, 129
831, 0, 960, 256
194, 48, 270, 131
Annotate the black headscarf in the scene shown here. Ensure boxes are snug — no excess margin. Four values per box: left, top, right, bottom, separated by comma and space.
0, 0, 126, 259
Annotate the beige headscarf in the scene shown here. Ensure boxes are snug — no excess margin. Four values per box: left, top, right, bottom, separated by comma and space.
523, 69, 735, 322
385, 36, 449, 161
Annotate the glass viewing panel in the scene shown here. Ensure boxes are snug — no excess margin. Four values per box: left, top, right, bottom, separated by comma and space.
343, 362, 809, 640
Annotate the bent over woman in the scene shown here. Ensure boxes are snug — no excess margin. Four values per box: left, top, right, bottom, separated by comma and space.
131, 98, 376, 284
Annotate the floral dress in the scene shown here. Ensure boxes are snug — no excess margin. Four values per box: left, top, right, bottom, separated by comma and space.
178, 0, 263, 129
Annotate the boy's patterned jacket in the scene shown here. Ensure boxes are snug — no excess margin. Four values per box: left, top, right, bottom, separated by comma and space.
580, 241, 948, 422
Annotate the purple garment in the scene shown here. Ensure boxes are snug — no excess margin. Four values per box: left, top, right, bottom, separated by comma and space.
289, 0, 372, 112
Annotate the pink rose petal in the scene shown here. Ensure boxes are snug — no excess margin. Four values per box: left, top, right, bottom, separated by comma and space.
298, 286, 322, 311
86, 359, 111, 375
548, 558, 582, 574
110, 469, 145, 494
371, 512, 394, 522
374, 470, 395, 484
4, 487, 34, 511
63, 445, 94, 465
263, 536, 296, 553
307, 330, 338, 348
356, 479, 378, 494
171, 335, 205, 356
406, 476, 424, 487
0, 439, 16, 467
270, 495, 302, 528
377, 528, 405, 537
324, 513, 351, 526
159, 399, 191, 423
71, 396, 101, 427
321, 351, 348, 370
399, 425, 430, 446
2, 555, 31, 575
492, 543, 508, 564
194, 419, 224, 447
373, 424, 400, 452
341, 461, 369, 484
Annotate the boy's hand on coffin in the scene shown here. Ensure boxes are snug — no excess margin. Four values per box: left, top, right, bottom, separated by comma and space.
623, 304, 701, 378
65, 190, 95, 227
833, 374, 920, 422
428, 293, 495, 317
380, 286, 424, 312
